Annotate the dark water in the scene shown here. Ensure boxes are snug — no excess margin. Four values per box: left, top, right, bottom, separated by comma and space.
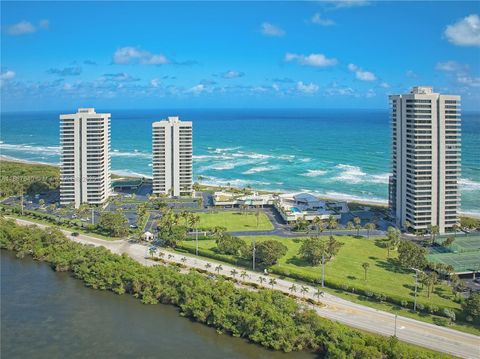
1, 250, 315, 359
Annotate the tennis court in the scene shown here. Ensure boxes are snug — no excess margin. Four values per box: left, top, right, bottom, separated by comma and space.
428, 235, 480, 273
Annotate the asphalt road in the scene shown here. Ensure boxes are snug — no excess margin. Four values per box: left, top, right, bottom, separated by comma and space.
10, 218, 480, 359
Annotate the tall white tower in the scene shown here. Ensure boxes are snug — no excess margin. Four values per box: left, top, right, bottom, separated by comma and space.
60, 108, 111, 208
152, 116, 192, 197
389, 87, 461, 234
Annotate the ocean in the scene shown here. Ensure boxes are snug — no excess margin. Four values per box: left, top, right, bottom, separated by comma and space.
1, 109, 479, 214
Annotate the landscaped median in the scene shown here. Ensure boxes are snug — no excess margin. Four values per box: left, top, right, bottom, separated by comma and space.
195, 211, 274, 231
177, 234, 480, 334
0, 218, 450, 358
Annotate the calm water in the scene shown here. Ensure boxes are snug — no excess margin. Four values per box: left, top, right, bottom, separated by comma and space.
1, 109, 479, 213
0, 250, 315, 359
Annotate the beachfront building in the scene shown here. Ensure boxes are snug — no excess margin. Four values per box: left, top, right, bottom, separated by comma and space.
212, 191, 275, 208
275, 192, 344, 222
389, 86, 461, 234
59, 108, 111, 208
152, 116, 193, 197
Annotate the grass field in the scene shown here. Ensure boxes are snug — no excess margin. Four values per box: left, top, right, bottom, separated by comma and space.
180, 235, 461, 311
196, 211, 274, 231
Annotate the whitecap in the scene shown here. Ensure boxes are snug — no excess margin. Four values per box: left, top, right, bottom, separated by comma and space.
459, 178, 480, 191
242, 165, 279, 175
301, 169, 327, 177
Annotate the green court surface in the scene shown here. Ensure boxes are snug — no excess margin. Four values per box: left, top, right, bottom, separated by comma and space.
428, 235, 480, 272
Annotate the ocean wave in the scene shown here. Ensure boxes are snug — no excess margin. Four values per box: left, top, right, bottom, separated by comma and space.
111, 149, 150, 159
112, 169, 151, 178
0, 143, 60, 155
312, 190, 388, 205
301, 169, 327, 177
210, 146, 242, 154
459, 178, 480, 191
242, 165, 279, 175
333, 164, 390, 184
200, 175, 270, 187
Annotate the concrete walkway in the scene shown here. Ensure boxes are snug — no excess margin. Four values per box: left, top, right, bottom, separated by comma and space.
11, 218, 480, 359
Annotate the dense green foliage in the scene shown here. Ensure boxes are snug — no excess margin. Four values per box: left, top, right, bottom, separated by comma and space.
460, 216, 480, 230
0, 218, 448, 358
98, 212, 129, 237
0, 160, 60, 198
246, 239, 288, 267
299, 236, 343, 266
216, 234, 247, 255
462, 293, 480, 324
398, 240, 427, 269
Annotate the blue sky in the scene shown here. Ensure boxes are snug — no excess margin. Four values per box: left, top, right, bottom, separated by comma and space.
1, 1, 480, 111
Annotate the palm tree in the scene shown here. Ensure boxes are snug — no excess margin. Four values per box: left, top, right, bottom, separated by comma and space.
230, 269, 238, 278
181, 256, 187, 264
255, 210, 260, 228
328, 215, 337, 236
158, 251, 165, 259
362, 262, 370, 281
365, 223, 376, 238
289, 284, 297, 294
427, 224, 439, 245
314, 288, 325, 301
214, 264, 223, 274
346, 221, 354, 232
452, 223, 459, 238
148, 246, 157, 259
353, 217, 361, 237
300, 285, 309, 298
205, 263, 212, 270
240, 270, 249, 280
167, 254, 173, 260
258, 276, 266, 285
404, 220, 411, 232
268, 278, 277, 289
386, 226, 400, 258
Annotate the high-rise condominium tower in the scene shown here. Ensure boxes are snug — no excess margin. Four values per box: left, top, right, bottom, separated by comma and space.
60, 108, 111, 208
389, 87, 461, 234
152, 116, 193, 197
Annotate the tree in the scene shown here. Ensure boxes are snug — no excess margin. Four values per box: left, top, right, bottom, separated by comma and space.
346, 221, 354, 231
404, 220, 411, 232
386, 226, 401, 258
427, 224, 439, 245
149, 246, 157, 259
289, 284, 297, 294
425, 271, 438, 298
328, 215, 337, 235
205, 263, 212, 270
99, 212, 129, 237
214, 264, 223, 274
365, 223, 376, 238
255, 210, 261, 228
258, 276, 266, 285
462, 293, 480, 323
442, 236, 455, 247
398, 241, 427, 269
216, 235, 247, 255
300, 285, 309, 298
181, 256, 187, 264
245, 240, 287, 267
38, 199, 45, 208
362, 262, 370, 281
230, 269, 238, 278
314, 288, 324, 301
353, 217, 361, 236
298, 236, 328, 266
268, 278, 277, 289
240, 270, 249, 280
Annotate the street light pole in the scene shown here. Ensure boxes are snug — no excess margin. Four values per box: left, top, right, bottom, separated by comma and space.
321, 254, 325, 288
413, 270, 418, 312
252, 240, 256, 271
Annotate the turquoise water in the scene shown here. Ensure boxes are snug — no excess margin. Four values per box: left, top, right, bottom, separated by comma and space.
1, 109, 479, 214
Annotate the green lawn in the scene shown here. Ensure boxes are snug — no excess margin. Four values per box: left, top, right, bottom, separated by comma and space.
196, 211, 273, 231
180, 235, 461, 312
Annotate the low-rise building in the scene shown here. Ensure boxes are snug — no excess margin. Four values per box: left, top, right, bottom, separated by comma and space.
275, 192, 342, 222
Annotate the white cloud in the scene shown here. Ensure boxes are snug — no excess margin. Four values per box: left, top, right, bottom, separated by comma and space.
296, 81, 319, 94
187, 84, 207, 94
113, 47, 169, 65
221, 70, 245, 79
7, 21, 36, 35
325, 83, 355, 96
323, 0, 370, 9
285, 53, 337, 67
150, 78, 160, 88
310, 13, 335, 26
261, 22, 285, 37
457, 75, 480, 87
405, 70, 417, 78
0, 70, 16, 80
444, 14, 480, 47
7, 20, 49, 36
435, 60, 469, 73
379, 82, 390, 88
348, 63, 377, 81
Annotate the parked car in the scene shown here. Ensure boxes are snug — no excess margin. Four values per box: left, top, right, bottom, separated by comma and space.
129, 224, 138, 229
71, 232, 80, 237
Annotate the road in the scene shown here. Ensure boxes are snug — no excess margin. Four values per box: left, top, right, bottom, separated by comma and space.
11, 218, 480, 359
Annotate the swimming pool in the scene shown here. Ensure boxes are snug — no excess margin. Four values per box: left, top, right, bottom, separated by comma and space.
290, 207, 300, 213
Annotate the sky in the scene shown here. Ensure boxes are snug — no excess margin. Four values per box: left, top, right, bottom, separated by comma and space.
1, 0, 480, 111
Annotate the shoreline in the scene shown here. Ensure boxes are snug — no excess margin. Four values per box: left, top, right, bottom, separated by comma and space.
2, 155, 479, 218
